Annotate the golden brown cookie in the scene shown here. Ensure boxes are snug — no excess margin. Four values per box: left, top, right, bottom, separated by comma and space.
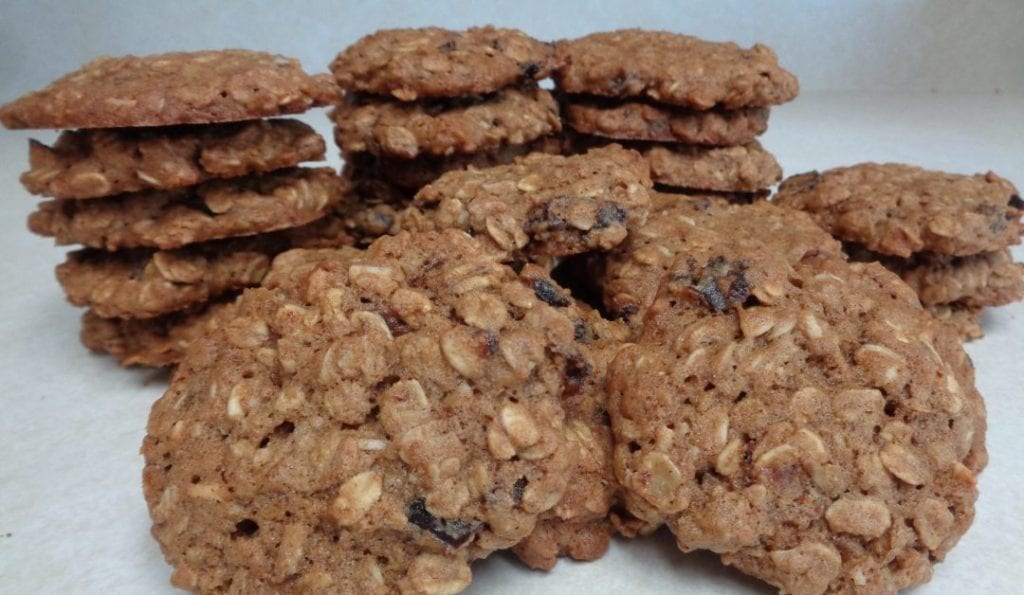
21, 119, 325, 200
607, 206, 986, 593
774, 164, 1024, 257
332, 86, 560, 158
29, 167, 345, 250
142, 230, 611, 592
409, 145, 652, 257
330, 26, 553, 100
81, 299, 236, 368
554, 30, 799, 109
565, 96, 770, 145
0, 50, 339, 129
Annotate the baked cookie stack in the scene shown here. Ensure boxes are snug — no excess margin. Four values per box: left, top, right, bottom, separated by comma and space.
775, 163, 1024, 339
0, 49, 350, 366
328, 26, 562, 241
555, 30, 798, 201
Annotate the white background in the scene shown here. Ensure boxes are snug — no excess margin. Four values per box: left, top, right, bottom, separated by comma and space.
1, 1, 1022, 594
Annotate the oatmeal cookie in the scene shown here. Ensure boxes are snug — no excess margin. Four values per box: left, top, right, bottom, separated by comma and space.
0, 50, 339, 129
56, 217, 355, 319
774, 164, 1023, 257
565, 96, 769, 145
332, 86, 560, 158
409, 145, 652, 257
643, 141, 781, 193
608, 236, 986, 593
142, 230, 611, 593
330, 26, 553, 100
929, 303, 984, 342
21, 119, 325, 200
29, 167, 345, 250
847, 245, 1024, 308
554, 30, 799, 109
81, 299, 236, 368
600, 194, 841, 326
341, 135, 562, 191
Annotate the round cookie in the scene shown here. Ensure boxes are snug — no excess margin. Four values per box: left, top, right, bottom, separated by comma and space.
607, 211, 987, 593
409, 145, 652, 257
848, 246, 1024, 308
332, 86, 560, 158
142, 230, 611, 593
21, 119, 326, 200
56, 217, 355, 319
554, 30, 799, 110
81, 298, 236, 368
28, 167, 346, 251
330, 26, 553, 101
643, 141, 781, 193
564, 97, 769, 145
600, 194, 841, 326
0, 50, 340, 129
774, 163, 1024, 258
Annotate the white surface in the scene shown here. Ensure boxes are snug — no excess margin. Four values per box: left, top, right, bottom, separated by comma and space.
0, 92, 1022, 593
1, 1, 1023, 99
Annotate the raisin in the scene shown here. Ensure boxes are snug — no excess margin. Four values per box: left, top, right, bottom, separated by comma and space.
520, 62, 541, 77
594, 203, 628, 229
563, 354, 592, 397
532, 278, 571, 307
512, 477, 528, 505
405, 498, 480, 548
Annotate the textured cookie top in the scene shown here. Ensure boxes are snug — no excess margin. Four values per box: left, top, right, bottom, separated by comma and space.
849, 246, 1024, 308
142, 230, 609, 593
774, 163, 1024, 257
410, 145, 652, 257
330, 26, 553, 100
600, 195, 841, 325
331, 85, 560, 158
28, 167, 346, 250
608, 229, 986, 593
565, 96, 769, 145
554, 30, 799, 109
22, 119, 325, 200
0, 50, 339, 129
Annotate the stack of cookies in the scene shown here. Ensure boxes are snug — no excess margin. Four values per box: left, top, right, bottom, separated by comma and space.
775, 163, 1024, 339
328, 26, 563, 241
555, 30, 798, 201
0, 49, 351, 366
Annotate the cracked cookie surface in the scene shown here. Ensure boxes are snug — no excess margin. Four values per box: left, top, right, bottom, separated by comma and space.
142, 230, 613, 593
607, 214, 986, 593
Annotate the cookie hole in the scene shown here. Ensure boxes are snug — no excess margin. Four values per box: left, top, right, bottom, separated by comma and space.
273, 420, 295, 437
884, 401, 897, 416
948, 419, 954, 429
219, 90, 228, 98
231, 519, 259, 539
258, 437, 270, 448
734, 391, 748, 403
190, 475, 201, 484
627, 441, 641, 453
703, 382, 716, 392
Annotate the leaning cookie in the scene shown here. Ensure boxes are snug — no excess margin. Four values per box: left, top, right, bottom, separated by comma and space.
607, 203, 986, 593
142, 230, 614, 593
775, 164, 1023, 258
554, 30, 798, 110
0, 49, 339, 129
408, 145, 652, 257
28, 167, 345, 250
21, 119, 325, 200
331, 26, 553, 100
